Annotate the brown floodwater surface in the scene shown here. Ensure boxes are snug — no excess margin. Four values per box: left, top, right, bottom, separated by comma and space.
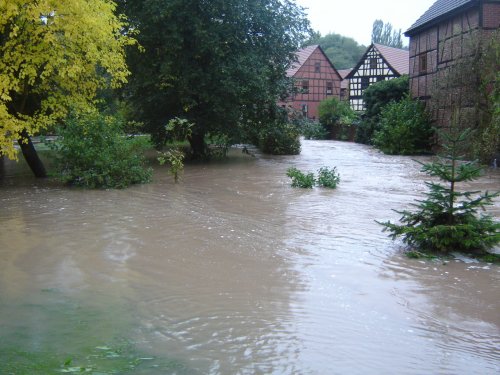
0, 140, 499, 374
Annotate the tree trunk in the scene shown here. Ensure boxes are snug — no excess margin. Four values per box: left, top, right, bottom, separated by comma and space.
18, 130, 47, 178
0, 155, 4, 179
188, 132, 207, 160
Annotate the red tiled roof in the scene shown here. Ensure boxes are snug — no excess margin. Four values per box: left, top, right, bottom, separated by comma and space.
286, 45, 318, 77
337, 69, 353, 79
338, 68, 353, 89
373, 43, 409, 75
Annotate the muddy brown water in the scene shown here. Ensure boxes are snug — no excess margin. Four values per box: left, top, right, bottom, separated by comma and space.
0, 140, 499, 374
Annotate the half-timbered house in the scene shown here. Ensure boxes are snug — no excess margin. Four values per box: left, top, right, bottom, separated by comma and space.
345, 44, 409, 111
282, 45, 342, 120
405, 0, 500, 127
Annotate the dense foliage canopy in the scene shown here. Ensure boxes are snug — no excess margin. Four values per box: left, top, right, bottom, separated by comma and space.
307, 32, 365, 69
118, 0, 311, 157
356, 75, 409, 144
0, 0, 134, 166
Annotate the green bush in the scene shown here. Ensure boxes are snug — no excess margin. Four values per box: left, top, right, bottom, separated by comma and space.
316, 167, 340, 188
318, 97, 357, 128
373, 96, 433, 155
299, 119, 329, 140
49, 111, 152, 188
379, 126, 500, 256
286, 167, 315, 188
258, 121, 301, 155
356, 75, 409, 144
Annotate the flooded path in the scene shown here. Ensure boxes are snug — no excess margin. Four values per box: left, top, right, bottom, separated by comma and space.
0, 140, 499, 374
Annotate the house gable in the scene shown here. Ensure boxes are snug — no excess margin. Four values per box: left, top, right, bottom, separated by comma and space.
283, 45, 342, 120
345, 44, 409, 111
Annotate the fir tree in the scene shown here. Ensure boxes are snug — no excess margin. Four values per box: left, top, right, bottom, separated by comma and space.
379, 117, 500, 256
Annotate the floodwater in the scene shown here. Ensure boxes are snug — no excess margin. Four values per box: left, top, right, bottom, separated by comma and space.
0, 140, 499, 374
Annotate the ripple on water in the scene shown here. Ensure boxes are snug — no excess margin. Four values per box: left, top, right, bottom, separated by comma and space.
0, 140, 499, 374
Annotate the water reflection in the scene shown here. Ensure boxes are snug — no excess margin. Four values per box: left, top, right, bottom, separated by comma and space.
0, 140, 498, 374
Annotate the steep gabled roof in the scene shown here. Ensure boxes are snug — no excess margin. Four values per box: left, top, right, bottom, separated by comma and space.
373, 44, 409, 75
286, 45, 341, 79
345, 43, 409, 79
286, 45, 317, 77
405, 0, 477, 36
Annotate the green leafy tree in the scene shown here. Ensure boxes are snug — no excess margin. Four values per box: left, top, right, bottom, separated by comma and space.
0, 0, 135, 177
306, 32, 365, 69
356, 75, 409, 144
373, 95, 433, 155
371, 19, 404, 48
118, 0, 310, 158
379, 124, 500, 256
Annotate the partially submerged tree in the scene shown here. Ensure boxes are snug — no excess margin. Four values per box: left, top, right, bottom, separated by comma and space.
379, 120, 499, 256
118, 0, 311, 158
0, 0, 135, 177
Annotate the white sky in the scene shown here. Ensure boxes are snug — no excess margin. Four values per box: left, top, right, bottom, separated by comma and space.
295, 0, 437, 46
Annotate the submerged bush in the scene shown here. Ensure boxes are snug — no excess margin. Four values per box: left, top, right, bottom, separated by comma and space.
286, 167, 315, 188
316, 167, 340, 188
49, 111, 152, 188
287, 166, 340, 189
373, 96, 433, 155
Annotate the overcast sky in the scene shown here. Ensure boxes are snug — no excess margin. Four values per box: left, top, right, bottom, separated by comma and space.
295, 0, 437, 46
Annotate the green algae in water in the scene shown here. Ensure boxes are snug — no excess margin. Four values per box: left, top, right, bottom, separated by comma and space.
0, 289, 196, 374
0, 342, 193, 374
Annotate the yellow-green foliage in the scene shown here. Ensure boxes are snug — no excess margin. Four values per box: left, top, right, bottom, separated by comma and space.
0, 0, 135, 160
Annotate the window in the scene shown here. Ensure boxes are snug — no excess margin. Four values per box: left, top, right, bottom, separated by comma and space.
377, 76, 385, 82
302, 80, 309, 94
326, 81, 333, 95
361, 77, 370, 90
419, 54, 427, 73
314, 62, 321, 73
370, 58, 377, 69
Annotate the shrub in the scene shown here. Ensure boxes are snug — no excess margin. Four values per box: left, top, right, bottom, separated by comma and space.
316, 167, 340, 188
287, 166, 340, 189
319, 97, 357, 128
379, 125, 500, 256
258, 121, 301, 155
299, 119, 329, 140
356, 75, 409, 144
158, 149, 185, 182
373, 96, 433, 155
49, 111, 152, 188
286, 167, 315, 188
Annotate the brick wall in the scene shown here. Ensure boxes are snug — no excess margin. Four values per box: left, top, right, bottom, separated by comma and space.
483, 2, 500, 28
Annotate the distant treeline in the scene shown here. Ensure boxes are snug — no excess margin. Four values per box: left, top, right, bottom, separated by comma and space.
306, 32, 366, 70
